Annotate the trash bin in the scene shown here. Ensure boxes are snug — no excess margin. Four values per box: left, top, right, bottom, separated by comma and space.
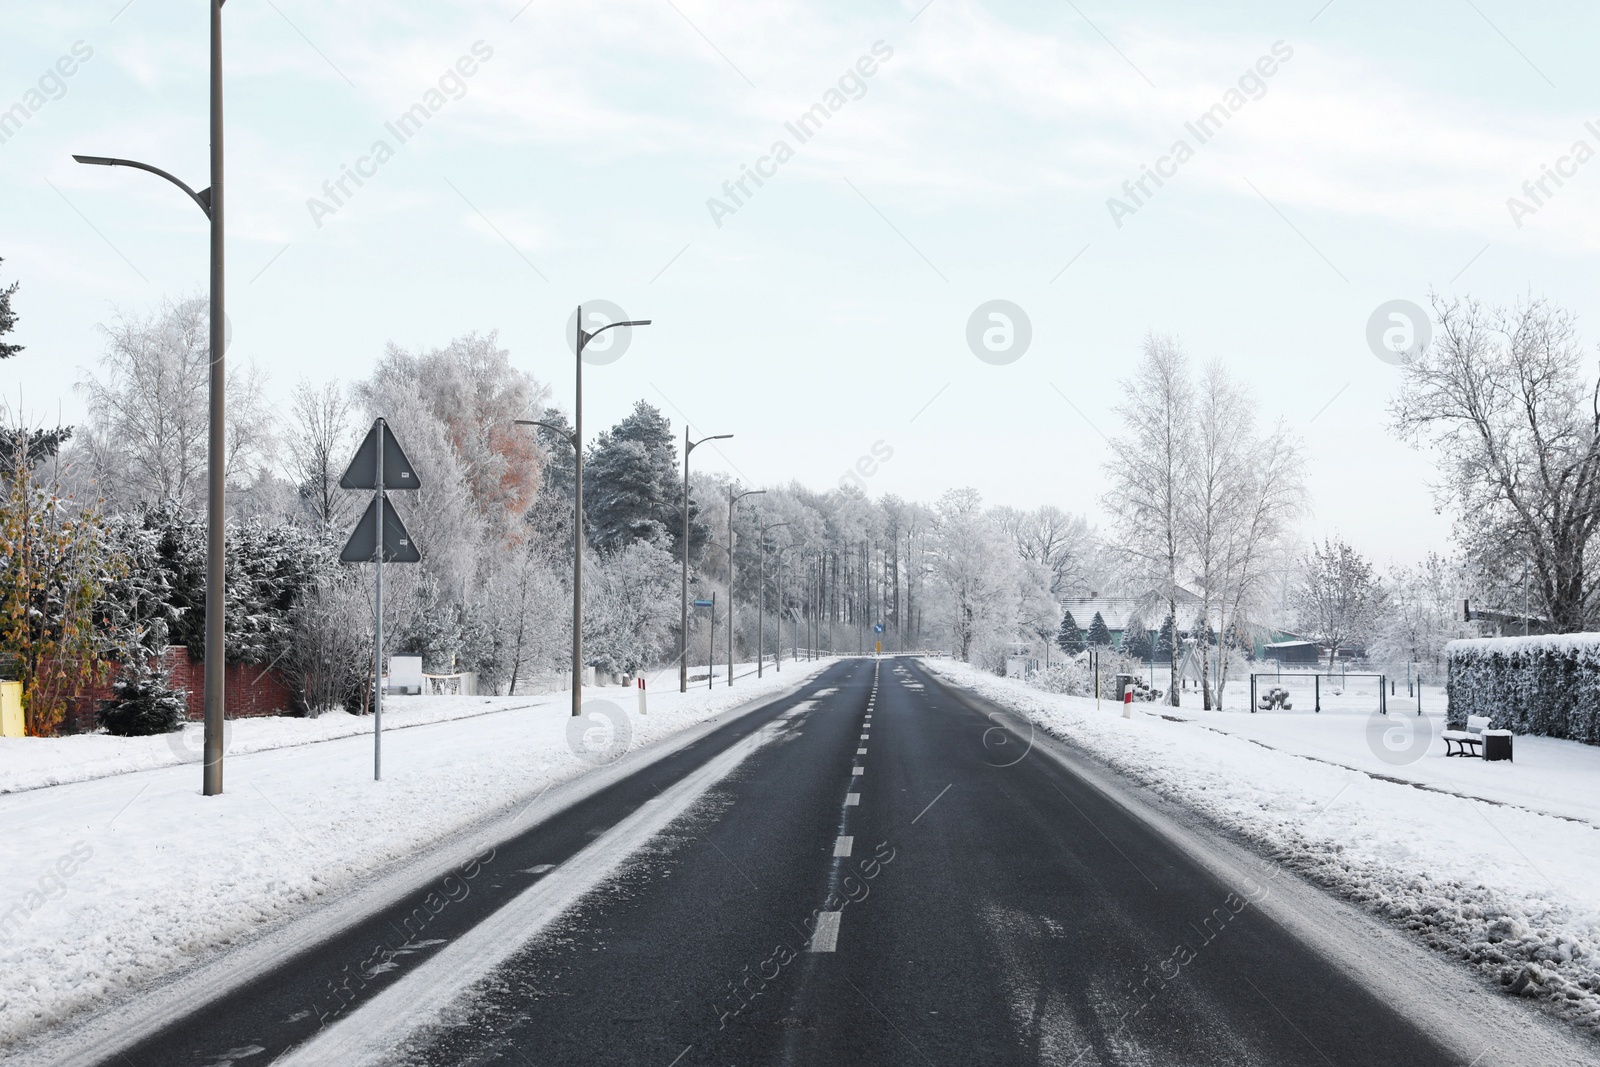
1483, 729, 1514, 762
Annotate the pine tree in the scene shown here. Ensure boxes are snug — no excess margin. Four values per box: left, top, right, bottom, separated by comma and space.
1087, 611, 1112, 647
586, 401, 679, 551
1156, 614, 1177, 660
584, 401, 711, 559
1056, 610, 1084, 654
0, 256, 21, 360
1123, 624, 1154, 662
97, 646, 187, 736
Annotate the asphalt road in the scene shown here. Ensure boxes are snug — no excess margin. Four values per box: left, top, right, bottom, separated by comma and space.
385, 657, 1459, 1067
105, 657, 1465, 1066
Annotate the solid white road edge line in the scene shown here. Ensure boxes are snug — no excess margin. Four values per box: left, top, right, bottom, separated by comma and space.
275, 721, 779, 1067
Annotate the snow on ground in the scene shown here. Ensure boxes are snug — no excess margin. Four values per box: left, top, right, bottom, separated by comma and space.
0, 658, 834, 1047
1183, 693, 1600, 827
921, 659, 1600, 1033
2, 694, 538, 794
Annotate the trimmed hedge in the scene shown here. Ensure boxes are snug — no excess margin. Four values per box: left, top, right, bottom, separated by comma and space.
1445, 633, 1600, 744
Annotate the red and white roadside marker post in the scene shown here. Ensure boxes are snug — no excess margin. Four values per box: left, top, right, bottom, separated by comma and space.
1123, 687, 1133, 719
637, 674, 647, 716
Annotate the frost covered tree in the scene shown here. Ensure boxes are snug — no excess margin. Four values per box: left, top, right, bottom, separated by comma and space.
1187, 360, 1306, 708
286, 378, 358, 533
1371, 553, 1472, 680
585, 539, 678, 677
76, 297, 272, 512
927, 488, 1020, 663
359, 333, 546, 537
1294, 537, 1384, 668
1105, 334, 1193, 704
994, 505, 1098, 598
1392, 295, 1600, 632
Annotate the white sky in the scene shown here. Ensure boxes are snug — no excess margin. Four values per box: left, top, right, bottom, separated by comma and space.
4, 0, 1599, 568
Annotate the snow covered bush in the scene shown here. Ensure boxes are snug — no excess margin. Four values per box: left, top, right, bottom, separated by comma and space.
1446, 633, 1600, 743
1028, 655, 1091, 696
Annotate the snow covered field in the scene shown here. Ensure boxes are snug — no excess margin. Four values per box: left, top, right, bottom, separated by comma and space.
924, 659, 1600, 1034
0, 658, 833, 1048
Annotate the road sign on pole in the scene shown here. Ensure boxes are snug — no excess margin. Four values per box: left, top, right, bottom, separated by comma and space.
338, 419, 421, 782
341, 420, 420, 490
339, 497, 421, 563
873, 623, 884, 634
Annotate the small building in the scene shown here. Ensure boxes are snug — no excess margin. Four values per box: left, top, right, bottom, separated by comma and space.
1261, 639, 1320, 666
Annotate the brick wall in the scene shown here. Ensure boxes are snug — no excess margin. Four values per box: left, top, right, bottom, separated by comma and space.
63, 646, 295, 733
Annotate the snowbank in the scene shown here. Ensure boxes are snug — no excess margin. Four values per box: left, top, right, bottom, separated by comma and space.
0, 658, 834, 1047
923, 658, 1600, 1033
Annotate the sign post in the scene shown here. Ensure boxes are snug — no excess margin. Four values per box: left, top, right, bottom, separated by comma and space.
340, 418, 421, 781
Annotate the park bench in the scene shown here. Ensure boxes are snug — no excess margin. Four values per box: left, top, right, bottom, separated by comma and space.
1442, 715, 1491, 757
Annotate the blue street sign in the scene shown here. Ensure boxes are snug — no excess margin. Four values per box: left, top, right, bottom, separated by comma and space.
693, 599, 714, 608
873, 623, 884, 634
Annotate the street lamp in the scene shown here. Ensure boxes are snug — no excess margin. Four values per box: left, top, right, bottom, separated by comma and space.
525, 305, 650, 718
768, 542, 800, 674
680, 430, 731, 692
72, 0, 228, 796
756, 521, 791, 677
727, 486, 765, 685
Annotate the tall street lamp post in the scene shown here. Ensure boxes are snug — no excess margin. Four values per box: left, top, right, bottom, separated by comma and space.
727, 487, 765, 685
680, 430, 731, 692
72, 0, 228, 795
756, 521, 790, 678
526, 306, 650, 718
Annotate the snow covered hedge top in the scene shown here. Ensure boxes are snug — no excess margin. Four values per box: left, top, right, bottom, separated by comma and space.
1445, 632, 1600, 657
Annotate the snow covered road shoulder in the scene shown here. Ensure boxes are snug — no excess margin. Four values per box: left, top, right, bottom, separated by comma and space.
923, 659, 1600, 1035
0, 660, 835, 1051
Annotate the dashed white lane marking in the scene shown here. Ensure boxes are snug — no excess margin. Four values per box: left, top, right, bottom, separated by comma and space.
846, 793, 860, 805
834, 836, 854, 857
857, 748, 867, 755
852, 765, 865, 775
860, 734, 869, 739
810, 910, 842, 952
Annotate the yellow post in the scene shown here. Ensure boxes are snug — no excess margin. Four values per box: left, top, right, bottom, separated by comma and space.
0, 681, 23, 737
